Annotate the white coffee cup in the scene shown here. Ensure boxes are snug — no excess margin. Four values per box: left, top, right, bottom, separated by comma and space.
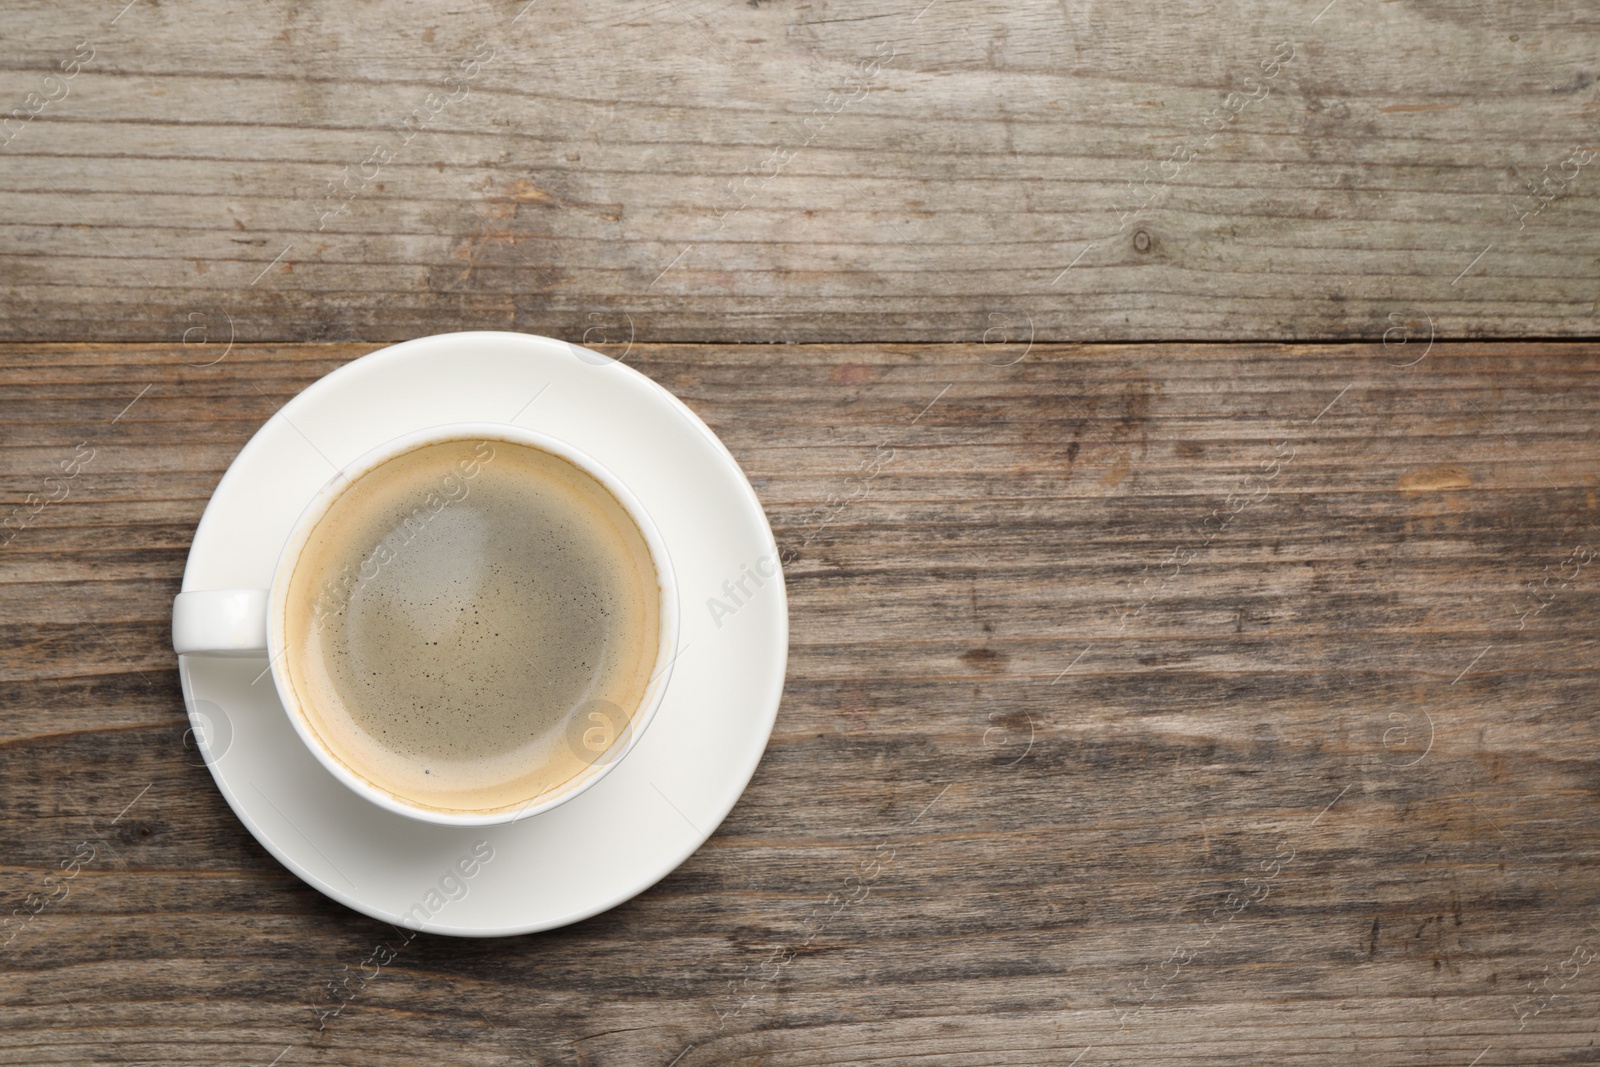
172, 422, 680, 827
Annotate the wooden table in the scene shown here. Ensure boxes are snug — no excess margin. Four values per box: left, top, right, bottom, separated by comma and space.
3, 2, 1598, 1064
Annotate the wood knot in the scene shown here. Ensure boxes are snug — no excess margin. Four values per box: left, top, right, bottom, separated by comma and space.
1133, 230, 1151, 253
960, 647, 1005, 671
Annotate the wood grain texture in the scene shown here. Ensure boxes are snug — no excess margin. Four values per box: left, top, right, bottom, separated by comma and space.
2, 0, 1600, 344
2, 340, 1598, 1065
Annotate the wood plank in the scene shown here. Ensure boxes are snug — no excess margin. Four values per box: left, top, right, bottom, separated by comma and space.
1, 341, 1597, 1065
1, 1, 1598, 342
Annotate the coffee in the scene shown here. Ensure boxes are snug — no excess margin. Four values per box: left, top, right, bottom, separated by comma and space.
281, 437, 662, 814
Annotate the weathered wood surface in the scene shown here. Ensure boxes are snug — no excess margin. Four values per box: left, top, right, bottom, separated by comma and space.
2, 340, 1598, 1065
3, 1, 1600, 344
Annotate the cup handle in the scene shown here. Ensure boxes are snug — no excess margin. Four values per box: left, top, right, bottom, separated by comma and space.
172, 589, 270, 656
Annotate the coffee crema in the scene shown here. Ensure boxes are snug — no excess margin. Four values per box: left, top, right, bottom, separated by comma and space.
281, 437, 662, 814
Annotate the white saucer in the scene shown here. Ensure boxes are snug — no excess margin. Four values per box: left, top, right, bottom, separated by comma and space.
177, 332, 787, 936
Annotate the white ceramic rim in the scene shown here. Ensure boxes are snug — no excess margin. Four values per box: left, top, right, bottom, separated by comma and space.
263, 421, 682, 828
